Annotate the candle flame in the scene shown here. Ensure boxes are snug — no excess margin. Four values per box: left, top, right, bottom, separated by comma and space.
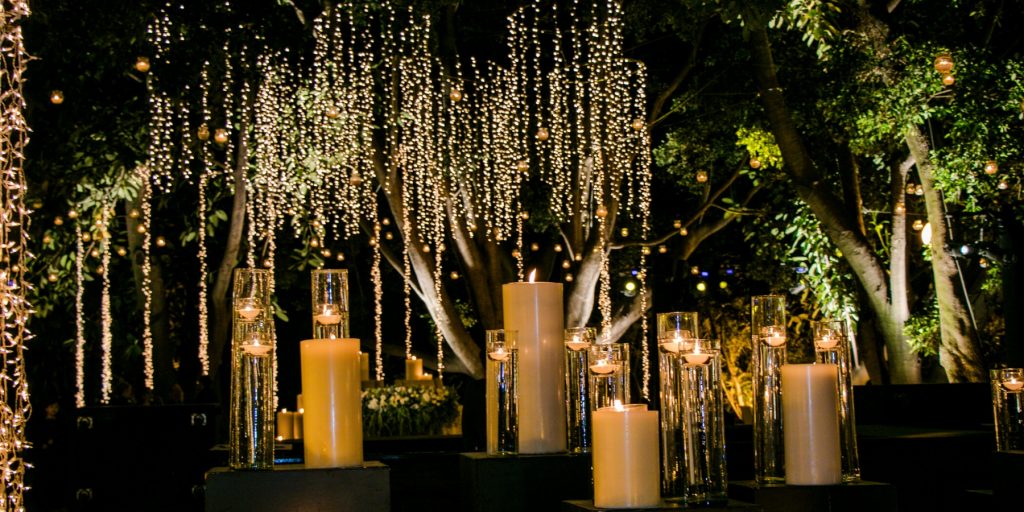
528, 269, 537, 283
613, 399, 624, 410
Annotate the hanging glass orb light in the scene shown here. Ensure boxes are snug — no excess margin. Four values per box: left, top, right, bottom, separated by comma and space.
657, 245, 668, 254
620, 227, 629, 237
595, 205, 608, 218
349, 172, 363, 186
213, 128, 229, 145
554, 243, 563, 252
672, 219, 682, 229
530, 243, 539, 252
516, 160, 529, 173
263, 258, 273, 268
536, 127, 550, 141
641, 246, 651, 255
749, 158, 762, 169
385, 232, 394, 240
449, 88, 463, 102
116, 247, 128, 257
894, 202, 906, 215
997, 179, 1009, 190
690, 265, 700, 275
696, 170, 708, 183
562, 259, 571, 269
135, 56, 151, 73
67, 209, 79, 220
511, 248, 520, 258
155, 236, 167, 248
679, 228, 688, 236
979, 257, 989, 269
984, 160, 999, 175
197, 124, 210, 141
630, 118, 645, 131
933, 53, 953, 73
325, 105, 341, 119
54, 216, 64, 226
912, 219, 924, 231
941, 74, 955, 86
90, 248, 100, 258
336, 253, 345, 262
565, 273, 574, 282
136, 224, 147, 234
915, 184, 924, 196
906, 183, 917, 195
382, 217, 391, 226
520, 211, 530, 220
50, 90, 64, 105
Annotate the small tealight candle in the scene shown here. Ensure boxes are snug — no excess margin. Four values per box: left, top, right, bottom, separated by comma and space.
683, 345, 710, 366
487, 347, 510, 362
237, 304, 262, 321
761, 326, 787, 347
589, 359, 620, 375
242, 334, 272, 356
815, 333, 839, 350
565, 335, 590, 352
314, 304, 342, 326
1002, 377, 1024, 392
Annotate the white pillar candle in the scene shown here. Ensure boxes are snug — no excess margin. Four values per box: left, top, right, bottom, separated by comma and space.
292, 411, 304, 440
405, 356, 423, 381
503, 274, 566, 453
781, 363, 842, 485
297, 394, 304, 411
300, 338, 363, 468
592, 403, 660, 508
276, 409, 294, 440
360, 352, 371, 381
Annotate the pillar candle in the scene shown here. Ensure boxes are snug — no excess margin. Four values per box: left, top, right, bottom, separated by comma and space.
360, 352, 371, 381
293, 411, 304, 440
300, 338, 363, 468
503, 277, 566, 453
405, 357, 423, 381
592, 404, 660, 508
297, 394, 304, 412
276, 409, 294, 440
781, 363, 841, 485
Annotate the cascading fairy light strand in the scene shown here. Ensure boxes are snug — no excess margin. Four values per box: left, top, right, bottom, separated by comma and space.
99, 205, 113, 403
0, 5, 32, 503
196, 62, 212, 376
138, 166, 155, 391
74, 223, 85, 408
372, 223, 384, 381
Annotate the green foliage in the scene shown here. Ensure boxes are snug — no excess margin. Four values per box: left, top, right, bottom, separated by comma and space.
362, 385, 460, 437
768, 0, 842, 59
735, 126, 783, 170
904, 299, 940, 356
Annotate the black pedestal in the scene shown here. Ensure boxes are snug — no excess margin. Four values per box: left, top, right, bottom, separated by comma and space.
460, 452, 593, 512
727, 480, 897, 512
562, 499, 761, 511
204, 462, 390, 512
993, 450, 1024, 510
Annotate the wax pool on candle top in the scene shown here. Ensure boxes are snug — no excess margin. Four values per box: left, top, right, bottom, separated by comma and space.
781, 363, 841, 485
1003, 378, 1024, 392
592, 403, 660, 508
502, 276, 566, 454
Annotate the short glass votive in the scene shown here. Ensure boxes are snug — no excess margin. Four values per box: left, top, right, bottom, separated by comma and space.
657, 311, 699, 342
588, 343, 630, 411
751, 294, 786, 485
991, 368, 1024, 452
565, 327, 596, 453
311, 269, 349, 339
229, 268, 275, 470
680, 338, 727, 505
813, 319, 860, 482
486, 329, 518, 454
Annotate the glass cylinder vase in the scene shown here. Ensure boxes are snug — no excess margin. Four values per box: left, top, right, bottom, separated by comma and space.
311, 269, 349, 339
813, 319, 860, 482
229, 268, 275, 470
751, 295, 786, 485
565, 327, 596, 453
680, 338, 727, 505
486, 329, 519, 455
991, 368, 1024, 452
588, 343, 630, 411
656, 311, 699, 501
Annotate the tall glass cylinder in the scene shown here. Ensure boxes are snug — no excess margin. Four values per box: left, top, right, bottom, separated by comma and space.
991, 368, 1024, 452
565, 327, 596, 453
588, 343, 630, 411
229, 268, 275, 470
657, 311, 699, 501
813, 320, 860, 482
486, 329, 519, 455
681, 339, 727, 505
311, 269, 349, 339
751, 294, 786, 484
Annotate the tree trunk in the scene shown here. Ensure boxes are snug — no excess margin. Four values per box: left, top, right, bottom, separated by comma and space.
208, 113, 250, 381
886, 158, 919, 383
743, 16, 918, 380
905, 127, 986, 382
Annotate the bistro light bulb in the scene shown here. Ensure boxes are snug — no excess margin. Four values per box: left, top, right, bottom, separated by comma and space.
933, 53, 953, 73
213, 128, 229, 145
135, 56, 151, 73
984, 161, 999, 175
696, 170, 708, 183
50, 90, 65, 104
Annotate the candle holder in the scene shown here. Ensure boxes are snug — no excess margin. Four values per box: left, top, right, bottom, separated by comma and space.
656, 311, 699, 501
588, 343, 630, 412
311, 269, 349, 339
229, 268, 275, 470
565, 327, 596, 453
486, 329, 519, 455
680, 338, 727, 505
751, 294, 786, 485
812, 320, 860, 482
991, 368, 1024, 452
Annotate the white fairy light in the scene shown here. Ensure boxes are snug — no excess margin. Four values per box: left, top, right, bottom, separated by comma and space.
100, 205, 113, 403
372, 223, 384, 381
138, 166, 155, 391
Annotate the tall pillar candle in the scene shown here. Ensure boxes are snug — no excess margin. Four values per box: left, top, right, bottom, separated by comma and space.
503, 278, 566, 453
405, 356, 424, 380
360, 352, 371, 382
300, 338, 363, 468
592, 404, 660, 508
276, 410, 294, 440
781, 364, 841, 485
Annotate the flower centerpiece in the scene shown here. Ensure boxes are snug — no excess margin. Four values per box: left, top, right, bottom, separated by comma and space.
362, 385, 460, 437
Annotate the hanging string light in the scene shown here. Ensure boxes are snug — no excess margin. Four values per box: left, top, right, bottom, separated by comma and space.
138, 166, 155, 391
100, 205, 113, 403
74, 223, 86, 408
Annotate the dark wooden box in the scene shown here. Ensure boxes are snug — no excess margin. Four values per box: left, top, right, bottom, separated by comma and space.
562, 499, 761, 511
728, 480, 897, 512
460, 451, 593, 512
205, 462, 389, 512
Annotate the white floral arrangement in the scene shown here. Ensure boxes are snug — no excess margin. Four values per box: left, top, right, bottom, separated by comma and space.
362, 384, 460, 437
